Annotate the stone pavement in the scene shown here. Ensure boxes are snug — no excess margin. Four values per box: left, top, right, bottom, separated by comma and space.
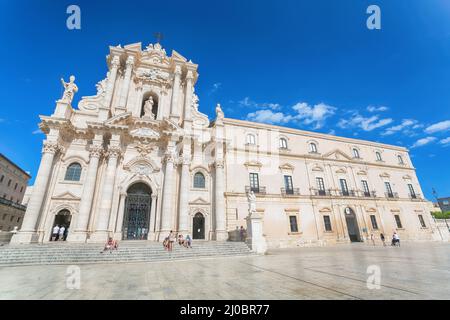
0, 242, 448, 299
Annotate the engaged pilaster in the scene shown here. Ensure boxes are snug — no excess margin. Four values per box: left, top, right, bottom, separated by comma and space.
170, 65, 182, 120
214, 159, 227, 240
160, 140, 177, 238
178, 153, 191, 234
116, 56, 135, 113
104, 55, 121, 110
68, 139, 103, 242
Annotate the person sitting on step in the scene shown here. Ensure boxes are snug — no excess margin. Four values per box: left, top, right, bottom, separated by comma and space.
101, 237, 118, 253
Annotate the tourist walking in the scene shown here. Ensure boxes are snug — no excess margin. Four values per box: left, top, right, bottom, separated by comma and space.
370, 233, 375, 246
63, 227, 69, 241
51, 225, 60, 241
239, 226, 245, 242
184, 234, 192, 248
380, 233, 386, 246
58, 226, 65, 241
392, 232, 400, 247
168, 230, 175, 251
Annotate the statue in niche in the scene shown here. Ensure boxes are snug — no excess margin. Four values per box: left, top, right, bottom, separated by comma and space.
247, 191, 256, 214
143, 96, 155, 119
60, 75, 78, 104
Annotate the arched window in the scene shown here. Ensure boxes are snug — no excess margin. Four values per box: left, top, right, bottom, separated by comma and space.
376, 152, 382, 161
64, 163, 82, 181
309, 143, 318, 153
353, 148, 360, 159
193, 172, 206, 189
246, 134, 256, 145
279, 138, 288, 149
398, 155, 404, 164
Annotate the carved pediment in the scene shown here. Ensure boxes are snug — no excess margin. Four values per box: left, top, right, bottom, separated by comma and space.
402, 175, 412, 180
322, 149, 353, 161
365, 207, 377, 213
357, 170, 368, 175
335, 167, 347, 174
123, 156, 160, 173
311, 165, 324, 172
189, 197, 210, 205
244, 161, 263, 169
105, 112, 132, 126
379, 172, 391, 178
279, 163, 295, 171
319, 207, 332, 213
52, 191, 80, 201
390, 208, 400, 213
130, 127, 161, 140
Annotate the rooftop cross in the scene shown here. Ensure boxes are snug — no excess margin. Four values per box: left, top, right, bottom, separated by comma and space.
154, 32, 164, 44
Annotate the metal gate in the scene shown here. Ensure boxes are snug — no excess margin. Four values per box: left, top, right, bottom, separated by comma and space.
123, 194, 151, 240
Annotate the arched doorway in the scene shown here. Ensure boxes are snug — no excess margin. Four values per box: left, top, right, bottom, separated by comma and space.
344, 207, 361, 242
122, 183, 152, 240
192, 213, 205, 240
51, 209, 71, 241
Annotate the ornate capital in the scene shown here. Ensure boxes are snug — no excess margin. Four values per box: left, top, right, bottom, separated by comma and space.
215, 159, 224, 169
42, 141, 59, 154
181, 156, 191, 166
186, 70, 194, 80
111, 56, 121, 69
107, 145, 121, 159
174, 65, 182, 76
125, 56, 135, 69
89, 144, 104, 158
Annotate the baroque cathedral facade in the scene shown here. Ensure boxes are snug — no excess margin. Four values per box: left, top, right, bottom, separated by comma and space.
12, 42, 440, 247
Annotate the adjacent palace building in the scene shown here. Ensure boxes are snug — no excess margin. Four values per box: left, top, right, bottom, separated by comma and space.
12, 43, 440, 247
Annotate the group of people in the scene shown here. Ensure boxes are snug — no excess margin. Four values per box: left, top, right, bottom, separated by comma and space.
163, 231, 192, 251
371, 232, 400, 247
51, 225, 69, 241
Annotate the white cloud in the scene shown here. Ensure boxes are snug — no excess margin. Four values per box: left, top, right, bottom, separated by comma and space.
382, 119, 419, 135
246, 109, 293, 124
411, 136, 436, 148
291, 102, 336, 129
328, 129, 336, 135
32, 129, 42, 135
367, 105, 388, 113
338, 113, 393, 131
209, 82, 222, 94
425, 120, 450, 134
239, 97, 281, 110
439, 137, 450, 145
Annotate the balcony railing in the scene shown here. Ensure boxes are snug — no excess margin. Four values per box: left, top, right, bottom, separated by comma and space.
245, 186, 266, 195
385, 192, 399, 199
312, 189, 332, 196
339, 190, 356, 197
281, 187, 300, 196
409, 193, 422, 200
0, 197, 27, 211
362, 190, 377, 198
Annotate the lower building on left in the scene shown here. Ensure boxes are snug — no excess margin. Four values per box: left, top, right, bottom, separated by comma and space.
0, 153, 30, 236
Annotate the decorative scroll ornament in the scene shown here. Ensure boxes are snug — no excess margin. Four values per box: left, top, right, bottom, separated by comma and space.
136, 142, 155, 156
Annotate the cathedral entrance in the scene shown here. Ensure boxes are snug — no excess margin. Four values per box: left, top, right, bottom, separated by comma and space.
344, 207, 361, 242
192, 213, 205, 240
122, 183, 152, 240
50, 209, 71, 241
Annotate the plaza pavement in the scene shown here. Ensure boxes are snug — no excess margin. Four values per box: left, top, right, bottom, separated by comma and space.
0, 242, 448, 299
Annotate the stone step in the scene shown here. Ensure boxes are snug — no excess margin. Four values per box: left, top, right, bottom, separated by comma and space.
0, 241, 254, 266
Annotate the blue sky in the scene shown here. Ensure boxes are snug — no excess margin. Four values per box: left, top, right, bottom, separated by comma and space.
0, 0, 449, 199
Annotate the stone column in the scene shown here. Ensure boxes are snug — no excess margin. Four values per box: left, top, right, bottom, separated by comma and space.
117, 56, 134, 112
178, 156, 191, 234
114, 192, 127, 240
11, 140, 59, 244
159, 142, 176, 238
170, 65, 182, 119
149, 194, 158, 240
90, 144, 121, 242
215, 159, 227, 240
104, 55, 121, 109
68, 143, 103, 242
183, 70, 194, 121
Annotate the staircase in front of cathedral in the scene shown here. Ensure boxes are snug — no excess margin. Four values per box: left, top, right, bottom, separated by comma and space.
0, 241, 254, 266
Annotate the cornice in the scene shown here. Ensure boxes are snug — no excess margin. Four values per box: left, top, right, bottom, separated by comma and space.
222, 117, 409, 152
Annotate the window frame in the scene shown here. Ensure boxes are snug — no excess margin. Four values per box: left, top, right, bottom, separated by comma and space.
370, 215, 379, 230
394, 214, 403, 229
323, 215, 332, 232
375, 151, 382, 161
279, 137, 288, 149
289, 215, 299, 233
193, 172, 206, 189
353, 148, 360, 159
246, 134, 256, 145
309, 142, 318, 153
249, 173, 260, 192
64, 162, 82, 182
